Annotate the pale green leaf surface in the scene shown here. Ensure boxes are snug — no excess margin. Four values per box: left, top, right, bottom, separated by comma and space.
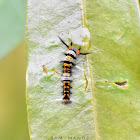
0, 0, 26, 59
26, 0, 140, 139
86, 0, 140, 139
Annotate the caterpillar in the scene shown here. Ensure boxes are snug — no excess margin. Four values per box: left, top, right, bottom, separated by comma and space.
59, 36, 89, 104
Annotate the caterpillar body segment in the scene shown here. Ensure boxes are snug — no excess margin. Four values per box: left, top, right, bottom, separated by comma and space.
59, 36, 89, 104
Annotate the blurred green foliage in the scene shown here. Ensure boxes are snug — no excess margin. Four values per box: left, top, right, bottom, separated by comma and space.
0, 0, 26, 59
0, 42, 29, 140
0, 0, 29, 140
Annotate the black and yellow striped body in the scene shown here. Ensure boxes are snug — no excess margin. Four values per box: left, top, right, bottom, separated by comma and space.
62, 59, 73, 104
62, 80, 71, 103
59, 36, 89, 104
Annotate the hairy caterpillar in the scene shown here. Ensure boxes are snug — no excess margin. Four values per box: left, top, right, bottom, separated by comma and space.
59, 37, 89, 104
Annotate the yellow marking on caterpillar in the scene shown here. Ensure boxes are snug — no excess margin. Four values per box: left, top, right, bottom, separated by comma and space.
67, 55, 73, 59
64, 63, 71, 67
63, 68, 71, 73
64, 86, 70, 91
64, 99, 69, 102
63, 81, 70, 86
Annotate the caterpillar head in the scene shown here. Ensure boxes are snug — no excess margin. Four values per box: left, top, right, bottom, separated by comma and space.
58, 36, 90, 56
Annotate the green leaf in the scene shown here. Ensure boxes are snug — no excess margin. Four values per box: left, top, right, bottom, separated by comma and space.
0, 0, 29, 139
86, 0, 140, 139
0, 41, 29, 140
26, 0, 140, 139
0, 0, 26, 59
